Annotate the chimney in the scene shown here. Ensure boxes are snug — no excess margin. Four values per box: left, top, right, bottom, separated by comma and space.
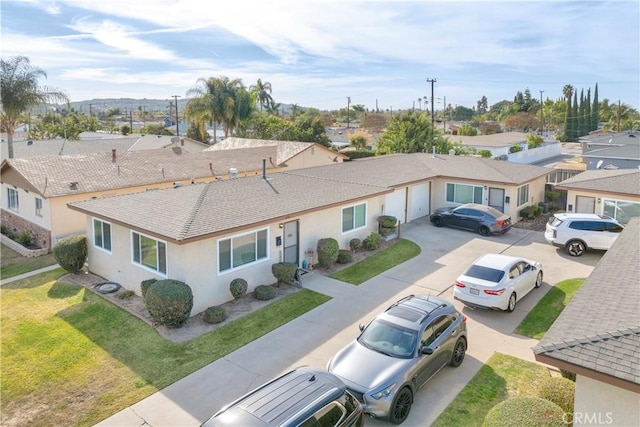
262, 159, 267, 179
112, 149, 116, 161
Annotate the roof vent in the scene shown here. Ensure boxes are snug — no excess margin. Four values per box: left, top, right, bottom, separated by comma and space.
69, 182, 78, 189
229, 168, 238, 179
173, 182, 182, 188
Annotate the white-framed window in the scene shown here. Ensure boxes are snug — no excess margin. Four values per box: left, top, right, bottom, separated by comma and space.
445, 183, 483, 204
603, 199, 639, 225
35, 198, 43, 217
93, 218, 112, 252
132, 231, 167, 275
517, 184, 529, 206
218, 228, 268, 273
7, 188, 19, 211
342, 202, 367, 233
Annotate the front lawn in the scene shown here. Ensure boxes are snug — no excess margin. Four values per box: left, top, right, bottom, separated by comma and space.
329, 239, 421, 285
432, 352, 551, 427
0, 243, 58, 279
515, 278, 585, 339
0, 270, 330, 427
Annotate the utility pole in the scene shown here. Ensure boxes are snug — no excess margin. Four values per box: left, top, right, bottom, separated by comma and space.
427, 78, 437, 129
129, 111, 133, 133
172, 95, 181, 137
346, 97, 351, 129
443, 95, 447, 132
539, 90, 544, 135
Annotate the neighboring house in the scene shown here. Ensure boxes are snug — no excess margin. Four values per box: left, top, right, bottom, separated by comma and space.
0, 134, 139, 159
553, 169, 640, 224
205, 137, 348, 168
66, 153, 551, 314
128, 134, 210, 152
533, 218, 640, 427
446, 132, 529, 158
0, 146, 280, 249
580, 131, 640, 170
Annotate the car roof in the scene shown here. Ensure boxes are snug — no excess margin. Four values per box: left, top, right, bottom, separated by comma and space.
204, 367, 346, 427
472, 254, 521, 270
553, 213, 615, 221
382, 295, 452, 328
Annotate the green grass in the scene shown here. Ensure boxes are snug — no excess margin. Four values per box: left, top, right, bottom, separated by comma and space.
330, 239, 421, 285
0, 243, 58, 279
515, 278, 585, 339
432, 352, 551, 427
1, 270, 330, 427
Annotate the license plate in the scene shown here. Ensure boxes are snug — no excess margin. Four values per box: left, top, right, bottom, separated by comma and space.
470, 288, 479, 295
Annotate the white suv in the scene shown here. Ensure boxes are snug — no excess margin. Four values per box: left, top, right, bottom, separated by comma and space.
544, 213, 624, 257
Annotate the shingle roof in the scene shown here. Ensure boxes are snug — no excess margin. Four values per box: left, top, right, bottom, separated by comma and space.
203, 137, 325, 165
128, 135, 209, 151
554, 169, 640, 195
582, 144, 640, 161
0, 136, 139, 158
533, 218, 640, 386
445, 131, 528, 148
69, 172, 391, 242
1, 146, 277, 197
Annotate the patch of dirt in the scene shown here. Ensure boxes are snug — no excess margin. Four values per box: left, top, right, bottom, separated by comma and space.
58, 272, 300, 343
512, 213, 552, 232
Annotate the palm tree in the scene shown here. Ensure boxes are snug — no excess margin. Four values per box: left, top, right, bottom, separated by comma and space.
265, 101, 281, 116
417, 98, 423, 111
249, 79, 273, 113
1, 56, 68, 158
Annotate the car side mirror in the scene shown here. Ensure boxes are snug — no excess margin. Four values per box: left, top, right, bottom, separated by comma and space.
359, 323, 365, 332
421, 346, 433, 356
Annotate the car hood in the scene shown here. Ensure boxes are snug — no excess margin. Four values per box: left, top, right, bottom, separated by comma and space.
328, 340, 412, 390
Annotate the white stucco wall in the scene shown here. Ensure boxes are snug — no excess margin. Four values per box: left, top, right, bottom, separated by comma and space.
1, 183, 51, 230
285, 146, 345, 169
564, 189, 640, 224
573, 375, 640, 426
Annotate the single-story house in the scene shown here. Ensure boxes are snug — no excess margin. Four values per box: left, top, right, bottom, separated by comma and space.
533, 218, 639, 427
0, 134, 139, 159
204, 137, 349, 168
580, 131, 640, 170
127, 134, 210, 152
445, 132, 529, 158
67, 153, 552, 314
553, 169, 640, 224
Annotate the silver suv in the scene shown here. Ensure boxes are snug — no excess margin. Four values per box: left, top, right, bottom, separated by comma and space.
327, 295, 467, 424
544, 213, 624, 257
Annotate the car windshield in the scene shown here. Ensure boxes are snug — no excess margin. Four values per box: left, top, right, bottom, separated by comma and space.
464, 264, 505, 282
358, 318, 417, 359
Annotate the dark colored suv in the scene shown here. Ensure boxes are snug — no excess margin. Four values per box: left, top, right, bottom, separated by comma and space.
201, 367, 364, 427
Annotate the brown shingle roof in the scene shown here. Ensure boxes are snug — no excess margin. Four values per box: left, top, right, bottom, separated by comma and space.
203, 137, 333, 165
554, 169, 640, 196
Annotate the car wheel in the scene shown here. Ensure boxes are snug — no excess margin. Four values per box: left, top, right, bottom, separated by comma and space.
450, 338, 466, 367
433, 217, 444, 227
389, 387, 412, 424
479, 226, 490, 236
506, 293, 516, 312
535, 271, 543, 288
566, 240, 586, 257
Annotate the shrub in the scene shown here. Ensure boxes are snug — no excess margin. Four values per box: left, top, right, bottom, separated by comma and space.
141, 278, 157, 298
379, 227, 396, 237
560, 369, 576, 382
117, 290, 135, 299
52, 234, 88, 273
362, 232, 382, 250
229, 278, 248, 299
509, 144, 523, 153
317, 238, 339, 268
271, 263, 297, 286
16, 230, 32, 247
337, 249, 353, 264
349, 238, 362, 252
535, 376, 575, 413
477, 149, 493, 158
254, 285, 276, 301
482, 396, 565, 427
203, 306, 226, 324
520, 205, 543, 220
0, 224, 9, 236
144, 279, 193, 327
377, 215, 397, 228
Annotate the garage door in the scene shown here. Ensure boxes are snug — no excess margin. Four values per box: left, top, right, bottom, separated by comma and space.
384, 189, 407, 223
408, 183, 430, 221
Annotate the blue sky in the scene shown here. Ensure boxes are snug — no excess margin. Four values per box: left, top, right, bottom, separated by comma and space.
2, 0, 638, 111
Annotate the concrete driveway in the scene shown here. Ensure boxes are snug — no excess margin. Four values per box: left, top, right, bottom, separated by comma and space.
98, 217, 601, 427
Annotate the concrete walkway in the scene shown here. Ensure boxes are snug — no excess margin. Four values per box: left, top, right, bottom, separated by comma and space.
0, 263, 60, 286
92, 218, 597, 427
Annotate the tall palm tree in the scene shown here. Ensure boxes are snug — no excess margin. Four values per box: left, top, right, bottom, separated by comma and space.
1, 56, 67, 158
249, 79, 273, 113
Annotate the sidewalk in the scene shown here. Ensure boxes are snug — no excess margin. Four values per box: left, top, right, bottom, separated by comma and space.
0, 263, 60, 286
96, 220, 586, 427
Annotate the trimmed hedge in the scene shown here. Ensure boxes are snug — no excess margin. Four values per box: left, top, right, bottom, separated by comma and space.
363, 232, 383, 250
482, 396, 565, 427
536, 376, 575, 413
337, 249, 353, 264
52, 234, 88, 273
229, 278, 248, 300
271, 263, 297, 286
377, 215, 397, 228
254, 285, 276, 301
520, 205, 543, 220
349, 238, 362, 252
141, 278, 157, 298
144, 279, 193, 327
560, 369, 576, 382
203, 306, 227, 324
317, 238, 339, 268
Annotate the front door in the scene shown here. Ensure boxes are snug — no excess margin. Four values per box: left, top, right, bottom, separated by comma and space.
488, 188, 505, 212
283, 220, 299, 265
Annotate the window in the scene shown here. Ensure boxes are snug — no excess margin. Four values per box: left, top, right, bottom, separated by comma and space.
517, 184, 529, 206
446, 183, 483, 204
7, 188, 18, 211
35, 198, 43, 217
603, 199, 639, 225
93, 218, 112, 252
218, 229, 268, 273
342, 203, 366, 233
132, 232, 167, 274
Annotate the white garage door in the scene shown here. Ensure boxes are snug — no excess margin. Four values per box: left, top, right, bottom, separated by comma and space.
408, 183, 430, 221
384, 189, 407, 224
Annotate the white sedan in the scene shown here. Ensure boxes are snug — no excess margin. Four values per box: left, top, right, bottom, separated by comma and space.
453, 254, 543, 312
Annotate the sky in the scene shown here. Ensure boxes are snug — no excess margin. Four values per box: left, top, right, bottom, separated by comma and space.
2, 0, 639, 112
